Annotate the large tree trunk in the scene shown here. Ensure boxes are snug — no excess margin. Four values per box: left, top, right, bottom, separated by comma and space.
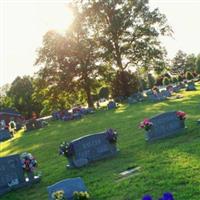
85, 85, 94, 108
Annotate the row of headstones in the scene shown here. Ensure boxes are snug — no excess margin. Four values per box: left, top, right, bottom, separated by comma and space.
146, 83, 188, 102
0, 111, 186, 198
49, 111, 187, 199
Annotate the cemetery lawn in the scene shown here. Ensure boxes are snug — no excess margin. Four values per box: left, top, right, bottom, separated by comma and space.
2, 85, 200, 200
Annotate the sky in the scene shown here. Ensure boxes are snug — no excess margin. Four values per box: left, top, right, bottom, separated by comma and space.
1, 0, 200, 86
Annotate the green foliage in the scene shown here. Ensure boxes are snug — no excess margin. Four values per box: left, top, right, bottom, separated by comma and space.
178, 74, 184, 82
98, 87, 109, 99
111, 70, 139, 98
7, 76, 42, 118
162, 77, 170, 86
171, 50, 187, 74
185, 54, 196, 72
196, 54, 200, 74
172, 76, 178, 83
86, 0, 171, 71
147, 73, 155, 89
185, 71, 194, 80
73, 191, 90, 200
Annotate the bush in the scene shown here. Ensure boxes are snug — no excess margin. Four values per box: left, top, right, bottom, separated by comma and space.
162, 77, 170, 86
185, 71, 194, 80
98, 87, 109, 99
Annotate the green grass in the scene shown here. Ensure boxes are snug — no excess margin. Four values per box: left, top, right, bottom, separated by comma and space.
1, 85, 200, 200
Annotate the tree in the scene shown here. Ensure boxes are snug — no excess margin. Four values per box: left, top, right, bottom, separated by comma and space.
162, 77, 170, 86
89, 0, 171, 69
172, 76, 178, 83
111, 70, 139, 99
185, 54, 196, 72
83, 0, 171, 91
196, 54, 200, 74
7, 76, 42, 118
35, 7, 103, 108
185, 71, 194, 80
171, 50, 187, 74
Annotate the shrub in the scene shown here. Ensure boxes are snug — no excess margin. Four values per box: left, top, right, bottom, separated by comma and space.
162, 77, 170, 86
98, 87, 109, 99
185, 71, 194, 80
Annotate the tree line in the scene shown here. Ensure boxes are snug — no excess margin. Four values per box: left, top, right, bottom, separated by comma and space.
1, 0, 200, 118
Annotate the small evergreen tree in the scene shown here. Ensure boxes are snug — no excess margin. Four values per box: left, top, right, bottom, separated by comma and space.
185, 71, 194, 80
162, 77, 170, 86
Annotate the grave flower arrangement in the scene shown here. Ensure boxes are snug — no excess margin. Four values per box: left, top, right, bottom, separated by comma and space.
142, 192, 174, 200
59, 141, 75, 158
176, 111, 186, 120
52, 190, 65, 200
106, 128, 117, 144
139, 119, 153, 131
73, 191, 90, 200
20, 152, 37, 172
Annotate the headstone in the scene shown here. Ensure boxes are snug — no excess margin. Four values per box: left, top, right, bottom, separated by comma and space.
0, 154, 40, 196
186, 82, 196, 91
128, 97, 138, 104
145, 111, 185, 141
25, 119, 44, 132
0, 129, 12, 142
47, 177, 87, 200
173, 85, 181, 93
147, 92, 167, 102
67, 132, 118, 168
160, 90, 171, 98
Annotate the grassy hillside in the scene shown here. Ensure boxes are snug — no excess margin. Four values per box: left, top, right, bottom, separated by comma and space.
1, 86, 200, 200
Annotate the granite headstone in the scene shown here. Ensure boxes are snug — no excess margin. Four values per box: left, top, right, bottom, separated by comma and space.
47, 177, 87, 200
0, 129, 12, 142
0, 155, 26, 196
0, 154, 40, 196
67, 132, 118, 168
145, 111, 185, 141
186, 82, 196, 91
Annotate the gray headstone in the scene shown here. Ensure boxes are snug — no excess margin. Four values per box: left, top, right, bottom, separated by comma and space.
47, 177, 87, 200
145, 111, 185, 141
68, 132, 118, 168
186, 82, 196, 91
0, 130, 12, 142
0, 155, 26, 196
160, 90, 171, 98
